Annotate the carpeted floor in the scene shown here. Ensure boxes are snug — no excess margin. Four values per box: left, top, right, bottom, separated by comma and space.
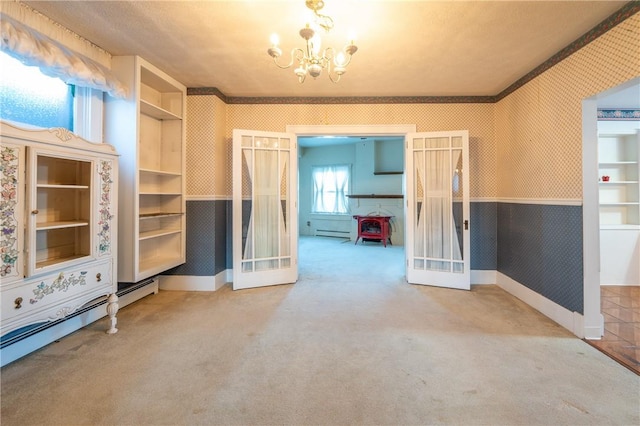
1, 236, 638, 425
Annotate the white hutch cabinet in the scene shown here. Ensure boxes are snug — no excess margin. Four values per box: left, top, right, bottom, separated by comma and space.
105, 56, 186, 284
0, 121, 119, 341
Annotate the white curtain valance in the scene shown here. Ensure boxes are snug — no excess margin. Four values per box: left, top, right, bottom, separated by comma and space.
1, 13, 127, 98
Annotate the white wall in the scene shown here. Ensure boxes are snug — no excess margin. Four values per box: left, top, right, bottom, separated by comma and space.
299, 143, 356, 237
299, 140, 405, 244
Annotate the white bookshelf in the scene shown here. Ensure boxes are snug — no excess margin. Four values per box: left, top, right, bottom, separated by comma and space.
598, 119, 640, 286
597, 121, 639, 228
105, 56, 186, 283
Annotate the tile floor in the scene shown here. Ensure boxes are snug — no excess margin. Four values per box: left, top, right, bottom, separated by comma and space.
586, 286, 639, 375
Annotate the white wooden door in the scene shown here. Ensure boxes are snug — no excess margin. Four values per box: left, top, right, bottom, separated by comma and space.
405, 131, 470, 290
232, 129, 298, 290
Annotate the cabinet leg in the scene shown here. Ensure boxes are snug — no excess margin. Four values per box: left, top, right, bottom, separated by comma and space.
106, 293, 119, 334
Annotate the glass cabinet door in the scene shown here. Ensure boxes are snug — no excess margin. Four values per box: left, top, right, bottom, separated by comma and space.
27, 150, 93, 275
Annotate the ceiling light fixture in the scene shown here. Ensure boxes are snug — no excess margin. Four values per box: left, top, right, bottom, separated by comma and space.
267, 0, 358, 83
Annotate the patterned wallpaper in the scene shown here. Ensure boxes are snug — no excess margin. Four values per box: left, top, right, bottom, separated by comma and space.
186, 95, 227, 196
186, 11, 639, 202
225, 103, 497, 200
495, 12, 639, 200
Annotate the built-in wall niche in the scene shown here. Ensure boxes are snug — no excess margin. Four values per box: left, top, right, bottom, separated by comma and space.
374, 139, 404, 174
597, 120, 640, 228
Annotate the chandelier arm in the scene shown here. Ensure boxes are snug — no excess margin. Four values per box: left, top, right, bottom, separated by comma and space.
323, 46, 356, 68
272, 48, 306, 69
326, 58, 342, 84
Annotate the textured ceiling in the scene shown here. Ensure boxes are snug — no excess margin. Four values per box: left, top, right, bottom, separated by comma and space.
22, 0, 630, 98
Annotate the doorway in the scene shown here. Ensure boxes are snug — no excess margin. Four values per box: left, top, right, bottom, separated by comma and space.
582, 77, 639, 373
292, 125, 414, 282
289, 125, 471, 291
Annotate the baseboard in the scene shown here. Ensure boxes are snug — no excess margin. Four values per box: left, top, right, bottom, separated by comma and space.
159, 271, 228, 292
496, 272, 585, 338
471, 270, 496, 285
118, 279, 159, 308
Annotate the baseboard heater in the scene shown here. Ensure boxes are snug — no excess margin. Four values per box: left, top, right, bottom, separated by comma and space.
314, 229, 350, 238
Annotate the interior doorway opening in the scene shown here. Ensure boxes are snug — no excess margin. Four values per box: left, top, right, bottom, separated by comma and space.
289, 124, 416, 280
582, 77, 639, 338
581, 77, 639, 373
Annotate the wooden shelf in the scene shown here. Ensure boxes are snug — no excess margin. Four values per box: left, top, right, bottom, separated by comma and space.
139, 192, 182, 196
599, 161, 638, 165
140, 99, 181, 120
600, 202, 639, 206
139, 228, 182, 241
37, 184, 90, 189
36, 220, 90, 230
139, 253, 183, 276
139, 212, 183, 219
36, 254, 88, 269
599, 181, 639, 184
139, 168, 182, 176
347, 194, 403, 199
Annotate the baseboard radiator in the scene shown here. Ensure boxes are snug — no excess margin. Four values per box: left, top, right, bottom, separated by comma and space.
314, 229, 351, 238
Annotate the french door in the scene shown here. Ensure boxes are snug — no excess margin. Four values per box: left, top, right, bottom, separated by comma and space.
232, 129, 298, 290
405, 131, 470, 290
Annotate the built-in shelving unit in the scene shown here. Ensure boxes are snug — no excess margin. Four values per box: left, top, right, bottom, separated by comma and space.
597, 119, 640, 287
597, 120, 640, 229
105, 56, 186, 284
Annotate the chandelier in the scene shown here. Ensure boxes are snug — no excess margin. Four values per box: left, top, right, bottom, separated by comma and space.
267, 0, 358, 83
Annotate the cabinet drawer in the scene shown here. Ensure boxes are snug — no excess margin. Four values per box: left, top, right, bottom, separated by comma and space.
1, 260, 113, 327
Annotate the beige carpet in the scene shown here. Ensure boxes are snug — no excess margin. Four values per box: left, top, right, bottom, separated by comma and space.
1, 236, 638, 425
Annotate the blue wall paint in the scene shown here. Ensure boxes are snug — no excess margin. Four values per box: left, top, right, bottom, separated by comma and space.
173, 200, 587, 317
497, 203, 583, 314
471, 202, 497, 270
179, 200, 497, 275
164, 200, 227, 276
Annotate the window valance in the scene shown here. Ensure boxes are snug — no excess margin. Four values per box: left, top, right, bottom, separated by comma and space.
1, 13, 127, 98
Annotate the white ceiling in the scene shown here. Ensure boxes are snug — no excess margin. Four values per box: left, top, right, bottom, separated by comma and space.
22, 0, 631, 98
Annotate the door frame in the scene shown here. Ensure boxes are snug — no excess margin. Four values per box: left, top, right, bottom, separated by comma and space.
287, 124, 416, 273
581, 76, 640, 340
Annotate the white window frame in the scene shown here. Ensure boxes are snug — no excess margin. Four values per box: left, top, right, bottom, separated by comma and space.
311, 164, 351, 215
74, 87, 104, 143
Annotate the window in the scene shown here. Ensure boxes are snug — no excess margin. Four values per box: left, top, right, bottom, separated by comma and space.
312, 165, 350, 214
0, 51, 74, 130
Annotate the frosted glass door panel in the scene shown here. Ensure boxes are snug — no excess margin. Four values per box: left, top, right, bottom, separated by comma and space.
233, 130, 297, 290
406, 131, 470, 290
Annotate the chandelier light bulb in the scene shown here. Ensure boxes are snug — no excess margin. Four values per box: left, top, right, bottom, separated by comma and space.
310, 34, 322, 55
270, 33, 280, 47
347, 30, 357, 44
335, 52, 346, 66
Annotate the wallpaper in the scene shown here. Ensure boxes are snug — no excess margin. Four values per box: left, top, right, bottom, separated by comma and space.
186, 95, 227, 196
224, 103, 497, 200
185, 12, 638, 202
495, 12, 639, 200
